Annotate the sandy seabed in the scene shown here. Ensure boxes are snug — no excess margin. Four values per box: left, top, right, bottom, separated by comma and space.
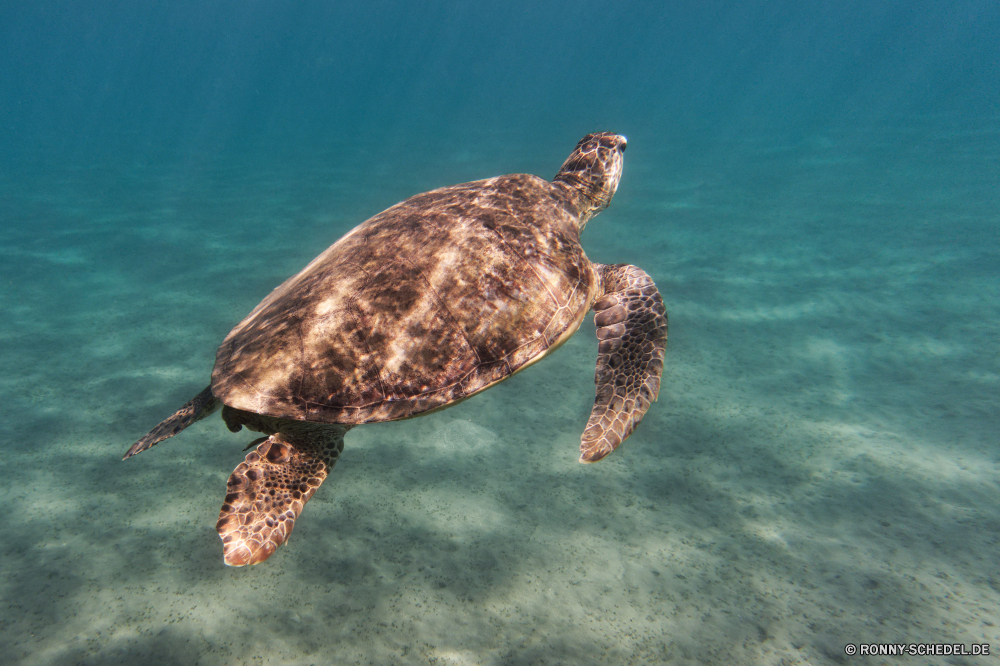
1, 125, 997, 665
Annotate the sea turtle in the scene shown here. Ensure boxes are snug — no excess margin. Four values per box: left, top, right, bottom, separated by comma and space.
124, 132, 668, 566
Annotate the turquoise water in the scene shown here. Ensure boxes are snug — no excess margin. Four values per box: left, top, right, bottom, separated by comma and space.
2, 2, 999, 664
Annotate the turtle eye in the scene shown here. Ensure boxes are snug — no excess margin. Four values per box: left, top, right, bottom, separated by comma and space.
619, 138, 627, 152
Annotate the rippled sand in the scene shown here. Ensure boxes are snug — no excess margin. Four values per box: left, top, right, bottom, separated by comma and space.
1, 128, 997, 664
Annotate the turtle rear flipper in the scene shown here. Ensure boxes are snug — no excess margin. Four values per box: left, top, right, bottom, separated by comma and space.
216, 424, 349, 566
123, 386, 219, 460
580, 264, 667, 463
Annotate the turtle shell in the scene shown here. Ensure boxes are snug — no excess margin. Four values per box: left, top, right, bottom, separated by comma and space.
211, 173, 597, 425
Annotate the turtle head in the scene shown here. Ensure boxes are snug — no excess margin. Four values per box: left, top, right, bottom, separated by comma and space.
553, 132, 627, 229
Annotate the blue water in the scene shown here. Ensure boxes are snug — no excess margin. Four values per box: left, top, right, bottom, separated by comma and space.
2, 2, 998, 664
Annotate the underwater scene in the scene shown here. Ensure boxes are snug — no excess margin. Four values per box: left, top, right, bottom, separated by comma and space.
1, 1, 998, 664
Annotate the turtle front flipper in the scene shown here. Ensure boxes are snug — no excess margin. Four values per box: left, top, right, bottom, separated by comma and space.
580, 264, 668, 463
123, 385, 220, 460
216, 424, 350, 566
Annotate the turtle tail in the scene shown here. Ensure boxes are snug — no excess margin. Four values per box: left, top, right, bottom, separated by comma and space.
123, 385, 220, 460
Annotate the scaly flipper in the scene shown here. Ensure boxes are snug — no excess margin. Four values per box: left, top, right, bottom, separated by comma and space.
123, 385, 220, 460
580, 263, 667, 462
216, 423, 350, 566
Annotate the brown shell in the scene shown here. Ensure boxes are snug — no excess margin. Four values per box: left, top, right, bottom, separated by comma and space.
211, 174, 597, 425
